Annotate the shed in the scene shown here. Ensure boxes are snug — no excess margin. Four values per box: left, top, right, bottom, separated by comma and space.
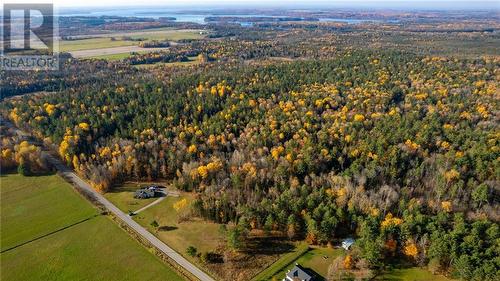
342, 238, 355, 250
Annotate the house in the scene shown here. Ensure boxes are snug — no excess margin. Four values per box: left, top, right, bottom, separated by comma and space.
134, 189, 155, 199
284, 264, 313, 281
133, 185, 162, 199
147, 185, 159, 191
342, 238, 355, 250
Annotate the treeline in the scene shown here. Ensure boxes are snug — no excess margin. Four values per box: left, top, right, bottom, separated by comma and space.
0, 126, 49, 175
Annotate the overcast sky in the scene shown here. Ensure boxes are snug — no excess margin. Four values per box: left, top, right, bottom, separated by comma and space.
3, 0, 499, 9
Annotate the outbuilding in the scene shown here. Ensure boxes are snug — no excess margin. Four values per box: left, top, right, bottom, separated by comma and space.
342, 238, 355, 250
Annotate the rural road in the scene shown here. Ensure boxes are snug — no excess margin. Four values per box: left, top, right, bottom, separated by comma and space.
2, 118, 215, 281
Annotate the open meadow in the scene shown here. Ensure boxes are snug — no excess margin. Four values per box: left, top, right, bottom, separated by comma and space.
61, 28, 206, 58
0, 173, 98, 251
0, 173, 184, 281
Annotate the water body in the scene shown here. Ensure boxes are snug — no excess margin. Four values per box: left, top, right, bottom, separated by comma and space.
59, 8, 398, 25
60, 9, 277, 24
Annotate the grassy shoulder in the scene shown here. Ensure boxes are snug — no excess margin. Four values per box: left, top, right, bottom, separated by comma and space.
1, 216, 183, 281
0, 173, 98, 251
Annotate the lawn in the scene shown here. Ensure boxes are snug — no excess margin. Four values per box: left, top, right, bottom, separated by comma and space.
269, 246, 344, 281
104, 183, 157, 213
132, 194, 224, 258
378, 267, 454, 281
1, 216, 183, 281
0, 173, 98, 251
252, 243, 309, 281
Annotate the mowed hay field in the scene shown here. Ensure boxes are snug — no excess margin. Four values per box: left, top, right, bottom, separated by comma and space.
60, 37, 135, 52
0, 173, 97, 251
61, 29, 205, 52
0, 173, 184, 281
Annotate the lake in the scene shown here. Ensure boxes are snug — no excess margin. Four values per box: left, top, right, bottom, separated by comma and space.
59, 8, 398, 25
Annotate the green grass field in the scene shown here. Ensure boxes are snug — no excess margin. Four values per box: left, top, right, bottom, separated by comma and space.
1, 216, 183, 281
61, 29, 205, 52
109, 29, 204, 41
0, 173, 184, 281
378, 267, 453, 281
106, 188, 223, 260
266, 246, 343, 281
87, 52, 139, 61
259, 244, 452, 281
0, 173, 97, 251
60, 38, 136, 52
131, 195, 223, 255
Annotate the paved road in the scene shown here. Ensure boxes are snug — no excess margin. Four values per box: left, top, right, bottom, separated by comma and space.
2, 118, 215, 281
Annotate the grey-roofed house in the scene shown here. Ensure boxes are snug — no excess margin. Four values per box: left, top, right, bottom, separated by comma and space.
284, 264, 313, 281
134, 189, 155, 199
133, 185, 162, 199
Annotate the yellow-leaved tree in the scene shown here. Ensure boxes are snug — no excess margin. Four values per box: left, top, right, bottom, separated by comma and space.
173, 198, 188, 212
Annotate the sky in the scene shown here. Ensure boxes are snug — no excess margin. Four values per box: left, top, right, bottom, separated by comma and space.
3, 0, 499, 10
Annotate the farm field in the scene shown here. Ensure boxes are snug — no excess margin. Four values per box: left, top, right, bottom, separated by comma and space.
71, 46, 170, 59
59, 37, 136, 52
0, 173, 184, 281
0, 173, 97, 251
1, 215, 184, 281
61, 29, 205, 53
67, 28, 205, 41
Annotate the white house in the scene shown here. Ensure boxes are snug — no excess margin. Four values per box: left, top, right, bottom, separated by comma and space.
283, 264, 313, 281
